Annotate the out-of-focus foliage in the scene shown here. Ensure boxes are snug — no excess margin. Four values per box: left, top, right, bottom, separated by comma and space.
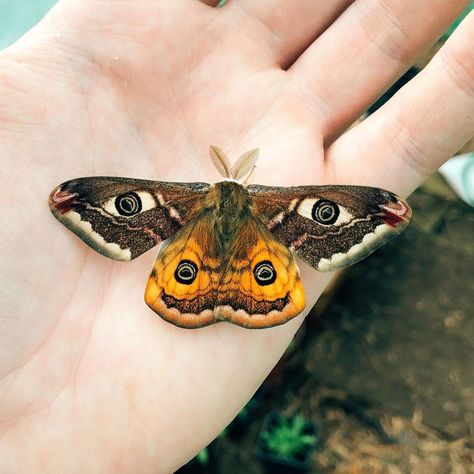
444, 1, 474, 38
260, 415, 317, 460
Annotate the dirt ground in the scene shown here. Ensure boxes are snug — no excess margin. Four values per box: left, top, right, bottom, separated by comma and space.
211, 174, 474, 473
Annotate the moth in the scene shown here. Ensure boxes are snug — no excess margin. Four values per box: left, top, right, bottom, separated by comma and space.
49, 147, 411, 329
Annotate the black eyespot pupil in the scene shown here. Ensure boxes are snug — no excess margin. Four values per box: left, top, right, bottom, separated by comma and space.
122, 200, 133, 212
115, 192, 142, 216
321, 207, 333, 219
312, 200, 339, 225
175, 260, 198, 285
253, 260, 276, 286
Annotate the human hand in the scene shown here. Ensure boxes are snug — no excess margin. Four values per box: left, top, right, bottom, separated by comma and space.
0, 1, 473, 471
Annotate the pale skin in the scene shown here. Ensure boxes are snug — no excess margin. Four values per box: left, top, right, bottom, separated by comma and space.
0, 0, 473, 471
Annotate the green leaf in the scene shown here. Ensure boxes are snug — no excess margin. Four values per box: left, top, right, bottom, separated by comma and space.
260, 415, 317, 461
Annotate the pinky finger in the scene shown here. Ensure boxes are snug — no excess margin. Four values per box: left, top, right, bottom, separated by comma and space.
327, 11, 474, 197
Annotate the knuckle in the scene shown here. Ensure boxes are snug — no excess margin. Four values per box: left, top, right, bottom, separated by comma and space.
439, 39, 474, 98
357, 0, 415, 64
385, 108, 436, 176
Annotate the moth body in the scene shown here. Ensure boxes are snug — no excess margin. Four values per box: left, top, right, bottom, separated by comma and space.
202, 181, 255, 263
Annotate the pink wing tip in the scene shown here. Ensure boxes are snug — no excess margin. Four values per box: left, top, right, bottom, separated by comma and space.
379, 199, 412, 228
49, 186, 78, 215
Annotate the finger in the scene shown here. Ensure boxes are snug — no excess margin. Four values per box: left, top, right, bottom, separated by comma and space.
225, 0, 353, 67
290, 0, 470, 140
327, 12, 474, 197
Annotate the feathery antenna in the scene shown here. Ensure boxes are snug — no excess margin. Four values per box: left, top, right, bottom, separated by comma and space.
209, 146, 232, 178
209, 146, 259, 181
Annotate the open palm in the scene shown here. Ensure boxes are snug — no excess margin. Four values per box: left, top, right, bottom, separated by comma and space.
1, 0, 473, 471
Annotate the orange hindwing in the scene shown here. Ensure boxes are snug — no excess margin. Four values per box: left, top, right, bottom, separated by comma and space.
145, 217, 305, 328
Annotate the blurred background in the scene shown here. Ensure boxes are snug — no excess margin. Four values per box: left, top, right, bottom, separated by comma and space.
1, 1, 473, 472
